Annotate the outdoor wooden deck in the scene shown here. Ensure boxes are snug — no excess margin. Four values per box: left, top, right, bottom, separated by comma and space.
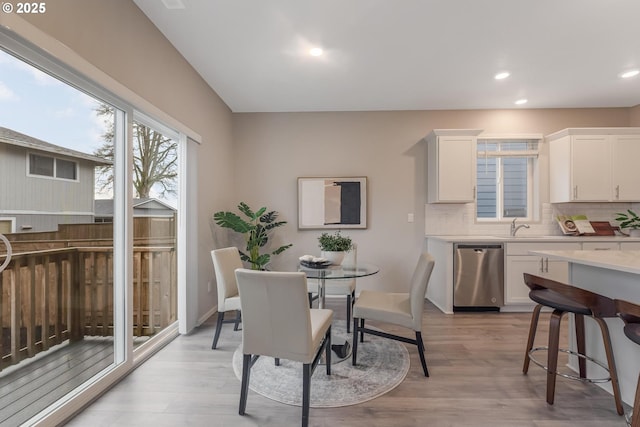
0, 337, 114, 426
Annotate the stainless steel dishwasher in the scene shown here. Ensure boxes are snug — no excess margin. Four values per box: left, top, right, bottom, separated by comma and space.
453, 243, 504, 311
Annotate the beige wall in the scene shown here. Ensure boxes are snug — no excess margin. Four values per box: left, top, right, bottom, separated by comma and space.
19, 0, 235, 327
631, 105, 640, 125
232, 108, 631, 291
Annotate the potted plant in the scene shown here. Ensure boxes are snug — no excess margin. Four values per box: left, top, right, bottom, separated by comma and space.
213, 202, 292, 270
318, 231, 353, 265
615, 209, 640, 237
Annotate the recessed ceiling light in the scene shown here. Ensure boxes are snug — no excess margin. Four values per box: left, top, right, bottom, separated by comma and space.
309, 48, 323, 57
161, 0, 185, 9
515, 99, 528, 105
494, 72, 510, 80
620, 69, 639, 79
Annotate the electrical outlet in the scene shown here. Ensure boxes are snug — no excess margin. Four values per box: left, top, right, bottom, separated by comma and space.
407, 213, 414, 223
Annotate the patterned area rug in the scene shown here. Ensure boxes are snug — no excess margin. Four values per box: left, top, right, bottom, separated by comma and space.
231, 326, 410, 408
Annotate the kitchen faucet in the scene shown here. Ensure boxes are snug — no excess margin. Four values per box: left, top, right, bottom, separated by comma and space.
510, 218, 530, 236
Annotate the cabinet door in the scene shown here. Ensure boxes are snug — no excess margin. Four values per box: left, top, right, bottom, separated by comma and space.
505, 256, 542, 305
621, 242, 640, 250
435, 136, 476, 202
571, 135, 611, 201
612, 135, 640, 201
505, 256, 569, 305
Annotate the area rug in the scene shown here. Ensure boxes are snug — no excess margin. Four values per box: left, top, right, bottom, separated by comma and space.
231, 326, 410, 408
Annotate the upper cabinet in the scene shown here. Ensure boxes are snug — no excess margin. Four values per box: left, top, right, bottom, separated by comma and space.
426, 129, 482, 203
547, 128, 640, 202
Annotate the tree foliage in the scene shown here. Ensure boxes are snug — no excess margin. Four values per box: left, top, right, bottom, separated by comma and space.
94, 104, 178, 199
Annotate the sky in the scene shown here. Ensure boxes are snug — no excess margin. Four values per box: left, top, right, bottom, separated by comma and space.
0, 49, 108, 155
0, 49, 177, 207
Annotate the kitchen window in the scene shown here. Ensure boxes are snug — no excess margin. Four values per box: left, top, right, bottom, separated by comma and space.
476, 138, 539, 221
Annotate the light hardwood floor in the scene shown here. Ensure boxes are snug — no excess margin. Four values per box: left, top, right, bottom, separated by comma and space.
65, 301, 630, 426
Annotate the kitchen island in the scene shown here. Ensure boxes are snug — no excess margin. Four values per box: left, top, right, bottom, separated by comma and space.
529, 249, 640, 406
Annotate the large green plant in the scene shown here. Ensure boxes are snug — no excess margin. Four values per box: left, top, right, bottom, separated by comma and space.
213, 202, 292, 270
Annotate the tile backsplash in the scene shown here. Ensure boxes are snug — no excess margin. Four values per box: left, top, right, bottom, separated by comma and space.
425, 202, 639, 236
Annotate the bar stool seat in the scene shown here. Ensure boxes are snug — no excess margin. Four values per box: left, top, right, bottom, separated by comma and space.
522, 273, 624, 416
615, 299, 640, 427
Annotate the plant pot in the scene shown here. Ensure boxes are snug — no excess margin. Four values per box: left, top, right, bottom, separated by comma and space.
321, 250, 345, 265
629, 229, 640, 237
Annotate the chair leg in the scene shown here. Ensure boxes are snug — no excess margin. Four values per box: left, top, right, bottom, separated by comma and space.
594, 317, 624, 416
326, 326, 332, 375
415, 331, 429, 377
233, 310, 241, 331
346, 294, 352, 333
275, 358, 280, 366
523, 304, 542, 374
574, 313, 586, 378
302, 363, 311, 427
359, 319, 365, 343
352, 317, 359, 366
308, 292, 314, 308
211, 311, 225, 349
239, 354, 251, 415
546, 309, 563, 405
632, 373, 640, 427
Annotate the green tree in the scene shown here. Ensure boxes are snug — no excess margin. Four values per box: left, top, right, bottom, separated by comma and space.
94, 104, 178, 198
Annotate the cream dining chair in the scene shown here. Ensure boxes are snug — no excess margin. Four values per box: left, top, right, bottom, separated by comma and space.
235, 269, 333, 427
307, 244, 357, 332
351, 252, 435, 376
210, 247, 243, 350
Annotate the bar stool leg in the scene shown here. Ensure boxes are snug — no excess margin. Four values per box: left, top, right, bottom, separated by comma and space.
593, 317, 624, 416
574, 313, 586, 378
546, 309, 564, 405
523, 304, 543, 374
632, 373, 640, 427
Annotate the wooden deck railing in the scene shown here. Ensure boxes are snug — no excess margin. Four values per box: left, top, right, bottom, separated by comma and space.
0, 246, 176, 371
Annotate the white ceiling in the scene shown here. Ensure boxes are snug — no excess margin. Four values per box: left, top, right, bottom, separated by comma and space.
134, 0, 640, 113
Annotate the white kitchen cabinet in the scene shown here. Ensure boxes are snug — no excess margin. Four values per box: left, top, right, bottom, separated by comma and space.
426, 129, 482, 203
621, 242, 640, 250
581, 242, 620, 250
504, 242, 581, 307
547, 128, 640, 202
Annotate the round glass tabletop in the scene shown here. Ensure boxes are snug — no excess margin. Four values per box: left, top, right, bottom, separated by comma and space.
298, 262, 379, 280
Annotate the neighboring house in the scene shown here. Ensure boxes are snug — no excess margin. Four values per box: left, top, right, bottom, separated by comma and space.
94, 198, 177, 222
0, 126, 110, 233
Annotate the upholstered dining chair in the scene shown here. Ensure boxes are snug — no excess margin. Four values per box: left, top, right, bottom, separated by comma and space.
235, 269, 333, 427
307, 244, 357, 332
210, 247, 243, 350
351, 252, 435, 377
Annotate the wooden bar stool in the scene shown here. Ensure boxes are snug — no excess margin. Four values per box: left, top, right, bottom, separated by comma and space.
615, 299, 640, 427
522, 273, 624, 416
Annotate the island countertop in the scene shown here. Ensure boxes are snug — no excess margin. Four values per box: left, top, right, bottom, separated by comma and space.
529, 249, 640, 275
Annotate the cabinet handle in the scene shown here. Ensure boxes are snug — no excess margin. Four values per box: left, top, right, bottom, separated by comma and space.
473, 186, 476, 200
573, 185, 578, 199
616, 185, 620, 200
539, 257, 544, 273
545, 257, 549, 273
594, 247, 612, 251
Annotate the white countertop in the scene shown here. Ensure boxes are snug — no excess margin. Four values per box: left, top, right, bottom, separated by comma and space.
529, 249, 640, 275
426, 235, 640, 243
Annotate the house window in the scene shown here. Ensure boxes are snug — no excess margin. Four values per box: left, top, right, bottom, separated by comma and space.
476, 139, 539, 221
29, 153, 77, 180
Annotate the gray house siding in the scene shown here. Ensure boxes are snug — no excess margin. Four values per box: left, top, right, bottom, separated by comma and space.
0, 128, 109, 232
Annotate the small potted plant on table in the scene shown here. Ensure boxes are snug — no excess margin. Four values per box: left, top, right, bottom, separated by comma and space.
615, 209, 640, 237
318, 231, 353, 265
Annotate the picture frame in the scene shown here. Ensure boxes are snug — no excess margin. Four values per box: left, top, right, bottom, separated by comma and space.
298, 177, 367, 229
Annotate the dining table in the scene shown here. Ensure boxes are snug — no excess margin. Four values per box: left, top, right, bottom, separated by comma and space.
298, 260, 379, 360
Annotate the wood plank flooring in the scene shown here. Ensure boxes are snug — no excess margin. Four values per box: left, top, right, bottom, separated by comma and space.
0, 337, 114, 427
65, 301, 630, 426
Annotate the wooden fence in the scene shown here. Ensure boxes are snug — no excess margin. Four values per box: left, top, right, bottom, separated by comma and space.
0, 246, 176, 371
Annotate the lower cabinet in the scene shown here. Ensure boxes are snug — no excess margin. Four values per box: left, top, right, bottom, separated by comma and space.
504, 242, 581, 307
